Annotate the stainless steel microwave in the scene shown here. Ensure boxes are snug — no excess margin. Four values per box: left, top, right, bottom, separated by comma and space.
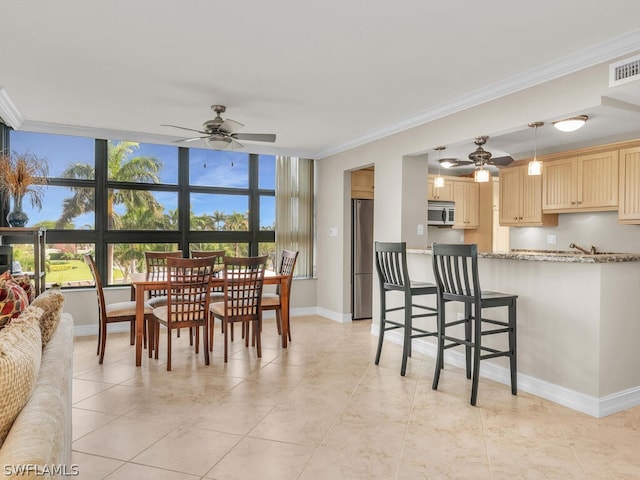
427, 201, 455, 226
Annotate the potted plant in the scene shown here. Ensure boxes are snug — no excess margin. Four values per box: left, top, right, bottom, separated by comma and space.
0, 151, 49, 227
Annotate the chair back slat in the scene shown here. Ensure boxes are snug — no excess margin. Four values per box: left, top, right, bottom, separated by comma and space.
191, 250, 226, 291
166, 256, 214, 325
223, 256, 267, 321
276, 250, 298, 295
432, 244, 481, 301
145, 251, 183, 298
375, 242, 410, 289
84, 254, 107, 321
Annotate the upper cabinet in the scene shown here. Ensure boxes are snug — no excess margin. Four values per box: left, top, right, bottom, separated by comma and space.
351, 168, 374, 199
427, 176, 454, 201
542, 150, 619, 213
453, 178, 479, 229
499, 165, 558, 227
618, 146, 640, 223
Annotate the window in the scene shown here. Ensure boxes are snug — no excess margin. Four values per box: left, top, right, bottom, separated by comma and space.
5, 130, 280, 286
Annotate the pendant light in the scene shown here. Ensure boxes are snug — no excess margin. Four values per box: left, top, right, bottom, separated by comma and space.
527, 121, 544, 176
434, 146, 445, 188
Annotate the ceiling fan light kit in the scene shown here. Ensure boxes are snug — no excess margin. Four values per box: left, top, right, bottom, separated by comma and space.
474, 166, 490, 183
552, 115, 588, 132
527, 121, 544, 176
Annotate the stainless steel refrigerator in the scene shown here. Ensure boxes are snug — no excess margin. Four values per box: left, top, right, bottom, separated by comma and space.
352, 199, 374, 320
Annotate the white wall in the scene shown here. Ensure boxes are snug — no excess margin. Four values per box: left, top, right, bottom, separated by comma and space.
315, 58, 620, 322
509, 211, 640, 253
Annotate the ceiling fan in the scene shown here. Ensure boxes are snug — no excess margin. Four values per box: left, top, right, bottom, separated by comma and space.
162, 105, 276, 150
440, 135, 514, 168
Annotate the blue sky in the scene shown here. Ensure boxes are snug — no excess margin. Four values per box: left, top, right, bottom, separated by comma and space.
10, 131, 276, 228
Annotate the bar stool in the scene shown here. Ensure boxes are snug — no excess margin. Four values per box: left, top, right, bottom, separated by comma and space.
431, 243, 517, 406
374, 241, 438, 376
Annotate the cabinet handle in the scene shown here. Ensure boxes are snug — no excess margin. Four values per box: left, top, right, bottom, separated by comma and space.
571, 201, 576, 205
513, 217, 518, 220
577, 201, 582, 205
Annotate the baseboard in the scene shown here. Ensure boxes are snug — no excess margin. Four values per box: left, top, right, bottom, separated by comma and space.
315, 307, 352, 324
370, 324, 640, 418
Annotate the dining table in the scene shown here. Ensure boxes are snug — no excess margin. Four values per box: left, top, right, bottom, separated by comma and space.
130, 270, 291, 366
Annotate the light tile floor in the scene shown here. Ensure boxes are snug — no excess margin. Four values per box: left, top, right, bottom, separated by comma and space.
72, 316, 640, 479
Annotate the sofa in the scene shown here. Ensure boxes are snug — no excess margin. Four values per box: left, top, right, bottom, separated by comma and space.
0, 286, 73, 479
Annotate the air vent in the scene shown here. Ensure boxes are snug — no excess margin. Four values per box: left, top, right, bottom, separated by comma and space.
610, 54, 640, 87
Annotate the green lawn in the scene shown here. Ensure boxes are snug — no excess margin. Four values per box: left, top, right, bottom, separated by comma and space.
46, 259, 124, 285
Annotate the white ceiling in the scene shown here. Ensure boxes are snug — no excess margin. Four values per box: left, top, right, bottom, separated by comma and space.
2, 0, 640, 165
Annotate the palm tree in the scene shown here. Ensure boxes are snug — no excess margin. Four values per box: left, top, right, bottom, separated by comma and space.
212, 210, 226, 230
225, 211, 249, 256
56, 141, 163, 282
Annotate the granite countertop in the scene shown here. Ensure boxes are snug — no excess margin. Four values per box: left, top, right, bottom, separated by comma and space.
407, 248, 640, 263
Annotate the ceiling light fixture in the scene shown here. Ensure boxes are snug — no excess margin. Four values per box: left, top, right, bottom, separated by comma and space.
439, 159, 457, 169
552, 115, 588, 132
528, 121, 544, 176
205, 135, 232, 150
474, 165, 490, 183
434, 146, 446, 188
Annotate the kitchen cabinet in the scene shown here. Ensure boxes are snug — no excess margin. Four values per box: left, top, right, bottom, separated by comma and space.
542, 150, 619, 212
499, 165, 558, 226
452, 178, 479, 229
351, 168, 374, 199
427, 176, 454, 201
618, 146, 640, 223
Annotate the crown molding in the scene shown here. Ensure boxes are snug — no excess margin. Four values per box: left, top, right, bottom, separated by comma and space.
0, 88, 24, 129
316, 29, 640, 159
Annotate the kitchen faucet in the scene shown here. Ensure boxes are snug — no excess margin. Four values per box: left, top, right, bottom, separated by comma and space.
569, 242, 597, 255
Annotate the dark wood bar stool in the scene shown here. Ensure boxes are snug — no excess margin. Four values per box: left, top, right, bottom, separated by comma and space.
431, 243, 517, 406
374, 242, 438, 376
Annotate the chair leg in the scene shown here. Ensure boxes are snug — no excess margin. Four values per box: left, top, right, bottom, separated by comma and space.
470, 308, 482, 406
400, 294, 412, 376
166, 326, 172, 371
432, 298, 445, 390
464, 302, 472, 379
374, 291, 386, 365
203, 323, 210, 366
98, 321, 107, 364
195, 325, 200, 354
509, 301, 518, 396
96, 320, 102, 356
223, 319, 229, 363
255, 319, 262, 358
275, 310, 282, 335
130, 320, 135, 346
209, 312, 214, 352
154, 321, 160, 360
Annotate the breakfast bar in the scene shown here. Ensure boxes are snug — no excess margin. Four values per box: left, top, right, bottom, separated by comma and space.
405, 248, 640, 417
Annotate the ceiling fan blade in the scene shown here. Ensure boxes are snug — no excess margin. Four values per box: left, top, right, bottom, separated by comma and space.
231, 133, 276, 143
230, 138, 244, 149
489, 155, 514, 167
171, 136, 208, 143
218, 118, 244, 134
162, 124, 208, 134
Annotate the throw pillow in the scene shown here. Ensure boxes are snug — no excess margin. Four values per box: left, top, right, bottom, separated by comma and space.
0, 277, 29, 330
31, 287, 65, 347
0, 306, 43, 447
12, 274, 35, 304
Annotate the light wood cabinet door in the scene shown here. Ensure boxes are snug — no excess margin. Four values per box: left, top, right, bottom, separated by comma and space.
427, 176, 454, 201
618, 146, 640, 223
500, 165, 557, 226
542, 157, 576, 210
499, 167, 522, 225
577, 150, 618, 210
351, 169, 374, 199
453, 180, 479, 228
542, 150, 619, 212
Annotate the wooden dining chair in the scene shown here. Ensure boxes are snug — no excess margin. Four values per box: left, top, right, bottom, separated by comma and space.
209, 256, 267, 362
144, 251, 183, 308
191, 250, 229, 347
261, 249, 298, 341
151, 256, 215, 371
84, 254, 154, 364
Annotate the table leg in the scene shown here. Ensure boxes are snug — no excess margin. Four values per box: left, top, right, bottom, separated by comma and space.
135, 285, 144, 366
280, 277, 290, 348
